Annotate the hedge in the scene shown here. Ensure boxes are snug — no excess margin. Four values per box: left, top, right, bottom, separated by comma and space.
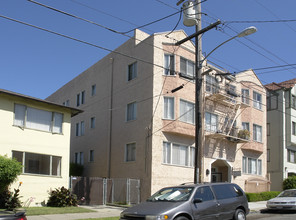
246, 191, 281, 202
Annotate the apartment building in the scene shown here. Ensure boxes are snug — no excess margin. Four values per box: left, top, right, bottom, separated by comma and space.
0, 89, 81, 205
265, 79, 296, 191
47, 29, 269, 200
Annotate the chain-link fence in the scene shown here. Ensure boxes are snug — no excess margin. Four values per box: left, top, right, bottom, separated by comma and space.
70, 177, 140, 205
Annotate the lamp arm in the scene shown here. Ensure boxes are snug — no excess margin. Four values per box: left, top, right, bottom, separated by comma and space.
200, 35, 237, 66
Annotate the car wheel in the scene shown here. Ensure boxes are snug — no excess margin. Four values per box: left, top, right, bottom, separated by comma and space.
174, 216, 189, 220
233, 209, 246, 220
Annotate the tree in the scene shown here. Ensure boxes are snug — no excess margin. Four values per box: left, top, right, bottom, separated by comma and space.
0, 155, 22, 193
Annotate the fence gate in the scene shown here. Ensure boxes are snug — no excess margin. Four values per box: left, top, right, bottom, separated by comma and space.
71, 177, 140, 205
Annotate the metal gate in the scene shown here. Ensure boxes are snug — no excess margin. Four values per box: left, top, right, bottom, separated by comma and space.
70, 177, 140, 205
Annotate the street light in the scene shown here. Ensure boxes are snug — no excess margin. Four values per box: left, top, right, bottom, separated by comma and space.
194, 26, 257, 184
202, 26, 257, 63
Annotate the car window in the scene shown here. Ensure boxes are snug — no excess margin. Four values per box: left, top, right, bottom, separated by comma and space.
193, 186, 214, 202
212, 184, 243, 200
279, 190, 296, 197
147, 187, 194, 202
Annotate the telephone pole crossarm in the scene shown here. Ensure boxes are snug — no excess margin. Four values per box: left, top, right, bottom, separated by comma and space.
174, 20, 221, 46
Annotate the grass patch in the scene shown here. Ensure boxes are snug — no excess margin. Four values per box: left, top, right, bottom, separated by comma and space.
25, 206, 95, 216
78, 218, 118, 220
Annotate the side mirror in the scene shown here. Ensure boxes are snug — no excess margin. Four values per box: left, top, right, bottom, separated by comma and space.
193, 198, 203, 203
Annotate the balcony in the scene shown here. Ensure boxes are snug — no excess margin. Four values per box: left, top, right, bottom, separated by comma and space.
205, 124, 250, 143
205, 85, 249, 109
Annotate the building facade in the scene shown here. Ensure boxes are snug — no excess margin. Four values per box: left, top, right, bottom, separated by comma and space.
0, 89, 80, 205
265, 79, 296, 191
47, 29, 269, 200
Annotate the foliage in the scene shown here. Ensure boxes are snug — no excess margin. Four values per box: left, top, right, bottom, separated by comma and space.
0, 183, 22, 210
283, 176, 296, 190
237, 129, 250, 139
0, 155, 22, 193
47, 186, 78, 207
246, 191, 280, 202
70, 163, 84, 177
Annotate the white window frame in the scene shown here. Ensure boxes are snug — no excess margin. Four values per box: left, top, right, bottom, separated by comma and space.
164, 54, 175, 76
288, 149, 296, 163
253, 91, 262, 110
180, 57, 195, 78
205, 112, 218, 132
128, 62, 137, 81
14, 104, 63, 134
206, 75, 219, 94
126, 102, 137, 121
180, 99, 195, 124
125, 143, 136, 162
242, 156, 262, 175
253, 124, 262, 142
241, 89, 249, 105
163, 97, 175, 120
163, 141, 195, 167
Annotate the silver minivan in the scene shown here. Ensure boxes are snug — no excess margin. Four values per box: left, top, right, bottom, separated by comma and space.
120, 182, 249, 220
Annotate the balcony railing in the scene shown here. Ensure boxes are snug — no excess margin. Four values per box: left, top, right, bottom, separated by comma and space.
205, 123, 250, 143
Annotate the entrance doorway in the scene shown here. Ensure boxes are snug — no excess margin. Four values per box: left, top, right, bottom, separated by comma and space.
211, 159, 231, 182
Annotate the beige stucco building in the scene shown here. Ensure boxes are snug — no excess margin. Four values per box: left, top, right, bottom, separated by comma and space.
265, 79, 296, 191
0, 89, 81, 205
47, 29, 269, 200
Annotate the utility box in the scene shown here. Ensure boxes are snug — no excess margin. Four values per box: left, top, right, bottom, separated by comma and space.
182, 0, 198, 26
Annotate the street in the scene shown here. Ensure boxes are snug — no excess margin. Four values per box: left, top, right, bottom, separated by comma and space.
248, 209, 296, 219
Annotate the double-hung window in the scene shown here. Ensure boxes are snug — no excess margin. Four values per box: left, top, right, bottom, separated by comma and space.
164, 97, 174, 120
206, 75, 219, 94
253, 91, 262, 110
205, 112, 218, 132
253, 124, 262, 142
14, 104, 63, 134
241, 89, 249, 105
242, 156, 262, 175
180, 57, 195, 79
77, 91, 85, 106
163, 141, 195, 167
164, 54, 175, 75
180, 99, 195, 124
128, 62, 137, 81
127, 102, 137, 121
288, 149, 296, 163
125, 143, 136, 162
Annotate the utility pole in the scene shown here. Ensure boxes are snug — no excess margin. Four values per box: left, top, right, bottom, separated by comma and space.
176, 0, 221, 184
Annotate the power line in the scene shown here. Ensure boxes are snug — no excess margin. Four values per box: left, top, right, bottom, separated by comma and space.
226, 19, 296, 24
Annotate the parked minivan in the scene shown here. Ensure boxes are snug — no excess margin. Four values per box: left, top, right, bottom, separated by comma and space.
119, 182, 249, 220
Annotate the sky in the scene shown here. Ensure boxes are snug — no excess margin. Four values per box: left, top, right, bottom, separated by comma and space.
1, 0, 296, 99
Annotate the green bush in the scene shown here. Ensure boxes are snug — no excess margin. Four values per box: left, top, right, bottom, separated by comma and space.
0, 183, 22, 210
283, 176, 296, 190
246, 191, 280, 202
47, 186, 78, 207
69, 163, 84, 177
0, 155, 22, 193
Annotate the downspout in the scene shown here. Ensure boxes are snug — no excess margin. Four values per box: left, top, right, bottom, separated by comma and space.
108, 57, 114, 178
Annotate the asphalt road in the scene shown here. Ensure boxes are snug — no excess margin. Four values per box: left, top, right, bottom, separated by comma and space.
248, 209, 296, 219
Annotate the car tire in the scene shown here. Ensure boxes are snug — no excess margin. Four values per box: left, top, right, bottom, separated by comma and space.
174, 216, 189, 220
233, 209, 246, 220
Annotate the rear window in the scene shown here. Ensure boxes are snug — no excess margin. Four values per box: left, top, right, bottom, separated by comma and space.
212, 184, 243, 200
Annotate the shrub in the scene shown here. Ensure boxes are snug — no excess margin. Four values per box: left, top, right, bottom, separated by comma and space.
0, 155, 22, 193
246, 191, 280, 202
69, 163, 84, 177
0, 183, 22, 210
47, 186, 78, 207
283, 176, 296, 190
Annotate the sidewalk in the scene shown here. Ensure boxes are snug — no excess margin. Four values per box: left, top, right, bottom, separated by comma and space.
26, 201, 267, 220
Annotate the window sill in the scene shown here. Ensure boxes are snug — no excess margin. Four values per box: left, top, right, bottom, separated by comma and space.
162, 163, 194, 169
21, 173, 62, 178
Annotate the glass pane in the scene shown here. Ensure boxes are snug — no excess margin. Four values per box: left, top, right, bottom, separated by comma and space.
52, 156, 61, 176
25, 152, 50, 175
12, 151, 23, 164
14, 104, 26, 127
26, 107, 52, 132
53, 112, 63, 133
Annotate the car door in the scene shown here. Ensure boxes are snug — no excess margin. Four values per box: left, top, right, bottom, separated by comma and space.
191, 186, 219, 220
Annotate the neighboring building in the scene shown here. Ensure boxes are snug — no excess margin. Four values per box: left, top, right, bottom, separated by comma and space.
0, 89, 81, 205
47, 29, 269, 200
265, 79, 296, 191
